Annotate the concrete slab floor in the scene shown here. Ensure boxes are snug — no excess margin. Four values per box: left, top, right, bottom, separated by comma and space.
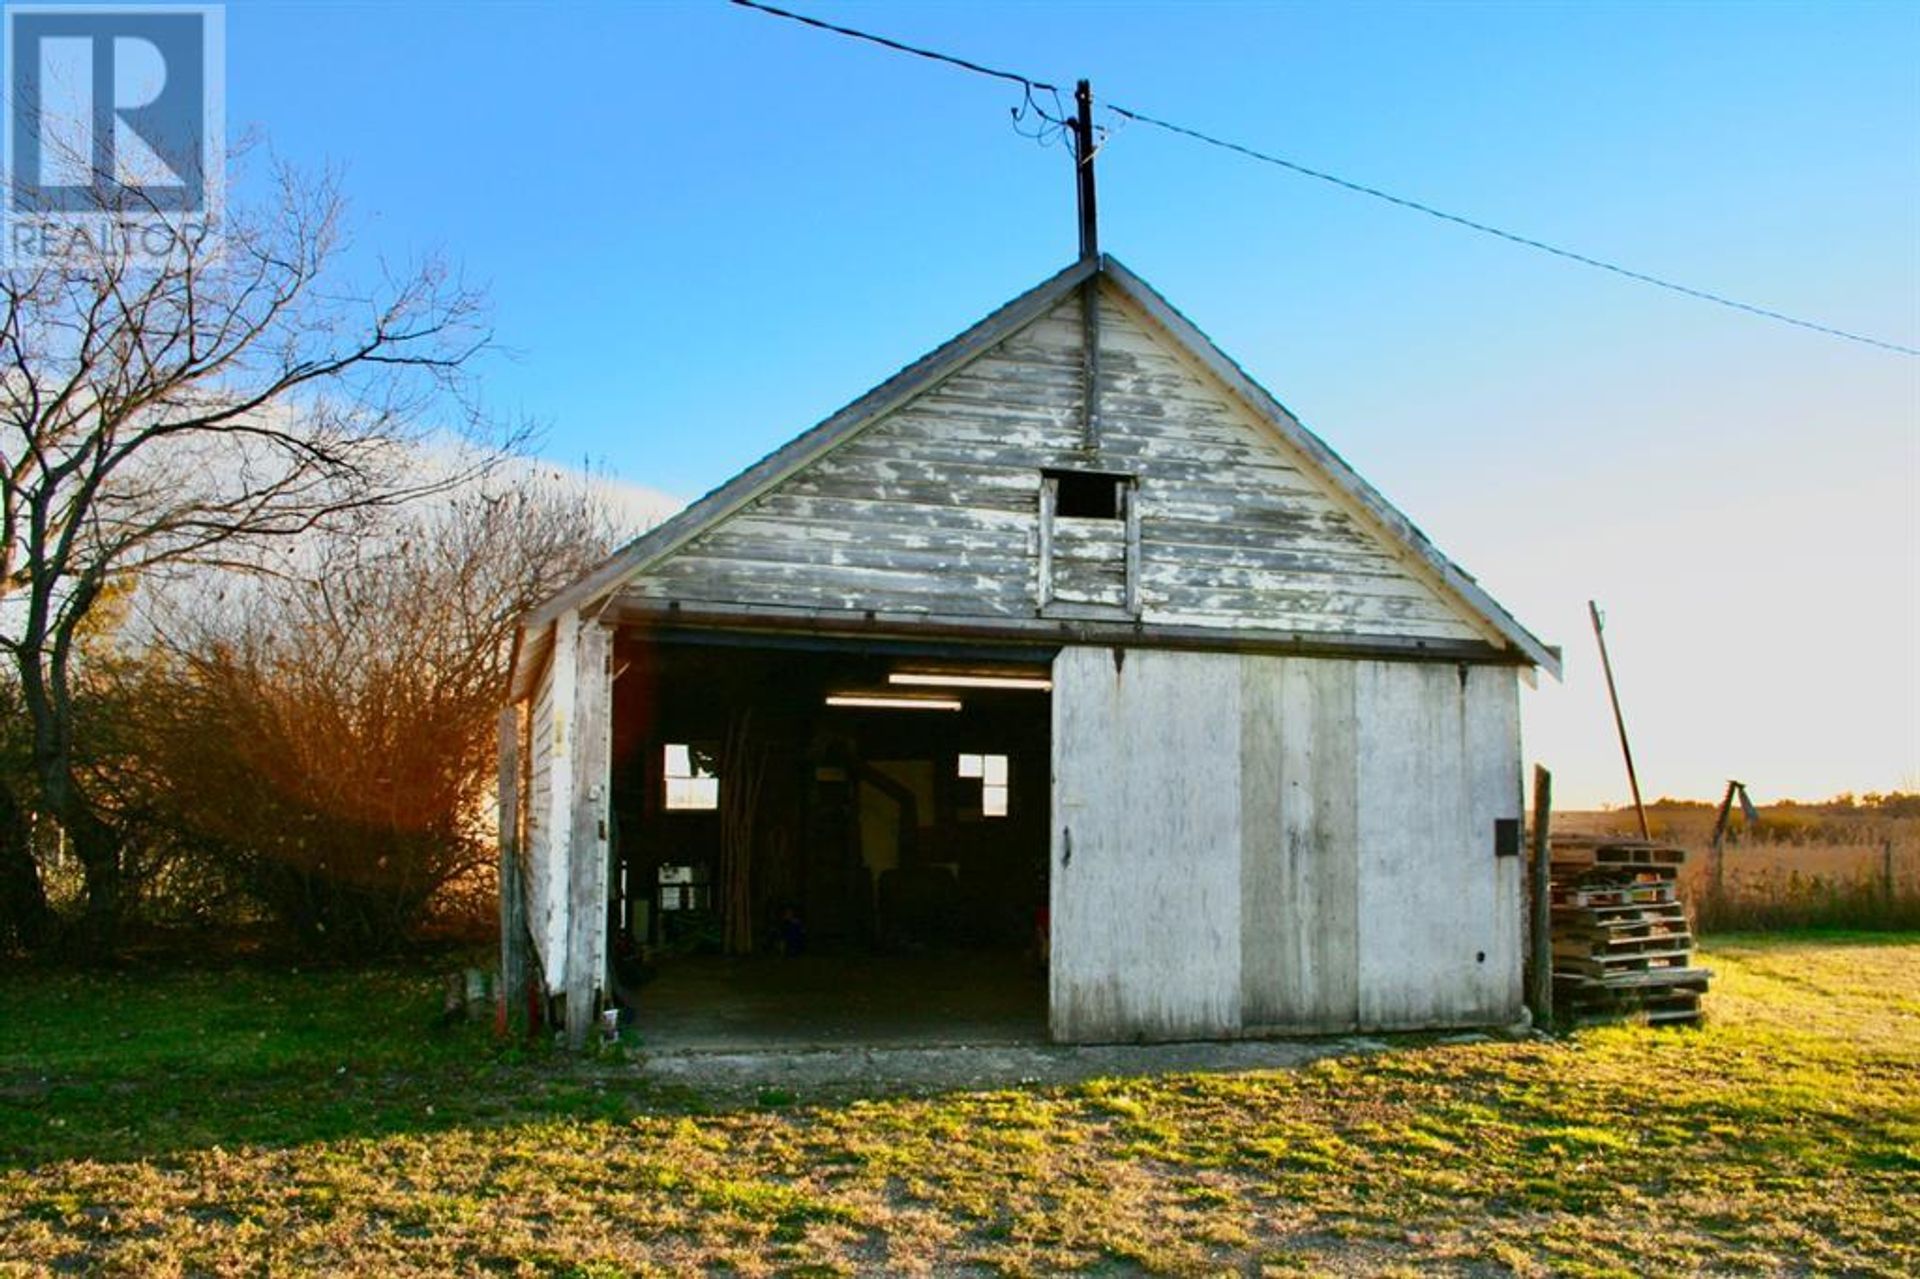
620, 952, 1514, 1098
624, 950, 1048, 1054
639, 1036, 1402, 1099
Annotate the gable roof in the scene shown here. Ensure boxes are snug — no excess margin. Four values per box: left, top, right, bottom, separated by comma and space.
522, 254, 1559, 678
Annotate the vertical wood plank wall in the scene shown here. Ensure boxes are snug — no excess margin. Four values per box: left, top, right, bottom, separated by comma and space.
497, 705, 527, 1028
1051, 649, 1245, 1040
523, 614, 578, 991
564, 621, 613, 1048
1240, 656, 1360, 1029
1051, 647, 1522, 1042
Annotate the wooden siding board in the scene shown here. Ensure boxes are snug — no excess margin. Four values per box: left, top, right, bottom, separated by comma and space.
1240, 656, 1361, 1030
1140, 544, 1470, 588
1051, 518, 1127, 609
1354, 662, 1444, 1028
626, 563, 1035, 618
1351, 661, 1520, 1029
1464, 665, 1525, 1022
1140, 594, 1478, 638
779, 476, 1038, 514
1051, 647, 1244, 1042
564, 622, 613, 1048
531, 614, 578, 991
727, 495, 1037, 535
498, 705, 529, 1032
1138, 557, 1475, 607
523, 664, 555, 983
636, 538, 1034, 579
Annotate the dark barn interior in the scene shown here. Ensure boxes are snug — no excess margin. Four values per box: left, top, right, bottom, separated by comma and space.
603, 630, 1055, 1048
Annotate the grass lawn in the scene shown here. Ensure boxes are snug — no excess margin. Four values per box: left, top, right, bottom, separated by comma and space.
2, 934, 1916, 1276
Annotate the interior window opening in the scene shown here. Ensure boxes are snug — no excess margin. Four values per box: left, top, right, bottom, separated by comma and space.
663, 742, 720, 810
959, 752, 1010, 818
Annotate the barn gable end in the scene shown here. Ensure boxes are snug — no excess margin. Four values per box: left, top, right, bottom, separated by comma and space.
617, 283, 1472, 644
531, 257, 1555, 674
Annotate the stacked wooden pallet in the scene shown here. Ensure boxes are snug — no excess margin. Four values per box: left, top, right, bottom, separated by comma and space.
1549, 837, 1710, 1026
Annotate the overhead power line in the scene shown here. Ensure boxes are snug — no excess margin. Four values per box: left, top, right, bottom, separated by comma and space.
1102, 105, 1919, 358
730, 0, 1060, 94
728, 0, 1918, 358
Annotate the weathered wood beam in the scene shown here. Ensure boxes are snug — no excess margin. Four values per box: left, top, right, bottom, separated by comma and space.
497, 704, 528, 1038
1079, 279, 1101, 453
1123, 480, 1142, 617
1528, 764, 1554, 1032
1036, 474, 1057, 609
564, 621, 613, 1050
540, 615, 580, 1014
608, 599, 1532, 668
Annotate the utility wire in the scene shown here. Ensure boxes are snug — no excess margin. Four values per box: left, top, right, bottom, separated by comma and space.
1104, 104, 1918, 357
730, 0, 1058, 93
728, 0, 1918, 358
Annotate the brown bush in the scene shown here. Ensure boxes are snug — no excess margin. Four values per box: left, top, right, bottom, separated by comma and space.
133, 478, 619, 956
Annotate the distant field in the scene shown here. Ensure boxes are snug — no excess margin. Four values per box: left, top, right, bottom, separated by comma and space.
3, 935, 1917, 1276
1558, 803, 1919, 931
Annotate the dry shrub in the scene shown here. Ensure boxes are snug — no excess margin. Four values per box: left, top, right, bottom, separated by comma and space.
140, 478, 618, 956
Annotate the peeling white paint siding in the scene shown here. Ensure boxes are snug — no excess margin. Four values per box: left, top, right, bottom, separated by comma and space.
524, 613, 578, 991
522, 644, 555, 982
1051, 647, 1522, 1043
1240, 655, 1360, 1031
1357, 663, 1469, 1028
619, 286, 1482, 643
1051, 647, 1245, 1042
1464, 664, 1525, 1019
565, 621, 614, 1041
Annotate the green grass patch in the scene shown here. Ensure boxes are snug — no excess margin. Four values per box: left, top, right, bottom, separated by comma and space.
1, 934, 1916, 1274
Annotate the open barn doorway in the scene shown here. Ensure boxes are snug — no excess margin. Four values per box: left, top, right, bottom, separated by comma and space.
603, 631, 1054, 1049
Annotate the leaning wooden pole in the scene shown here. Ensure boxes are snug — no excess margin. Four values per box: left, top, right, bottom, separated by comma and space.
1708, 778, 1741, 910
1528, 765, 1555, 1032
496, 704, 528, 1038
1588, 600, 1650, 839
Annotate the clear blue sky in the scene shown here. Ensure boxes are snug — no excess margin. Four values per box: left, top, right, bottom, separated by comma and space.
231, 0, 1918, 806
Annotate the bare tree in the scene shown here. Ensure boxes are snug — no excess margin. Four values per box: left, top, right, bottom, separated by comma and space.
0, 160, 508, 952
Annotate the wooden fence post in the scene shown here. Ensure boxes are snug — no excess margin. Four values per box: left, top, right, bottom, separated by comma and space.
1528, 765, 1554, 1032
497, 704, 528, 1038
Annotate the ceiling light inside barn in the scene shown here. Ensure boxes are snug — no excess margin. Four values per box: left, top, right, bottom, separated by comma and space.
888, 672, 1052, 691
825, 693, 963, 711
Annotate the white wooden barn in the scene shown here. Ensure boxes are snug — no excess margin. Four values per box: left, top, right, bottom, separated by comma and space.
502, 254, 1558, 1048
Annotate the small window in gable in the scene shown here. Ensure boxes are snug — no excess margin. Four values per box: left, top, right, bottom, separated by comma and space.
663, 742, 720, 811
1039, 469, 1138, 616
1054, 470, 1121, 519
